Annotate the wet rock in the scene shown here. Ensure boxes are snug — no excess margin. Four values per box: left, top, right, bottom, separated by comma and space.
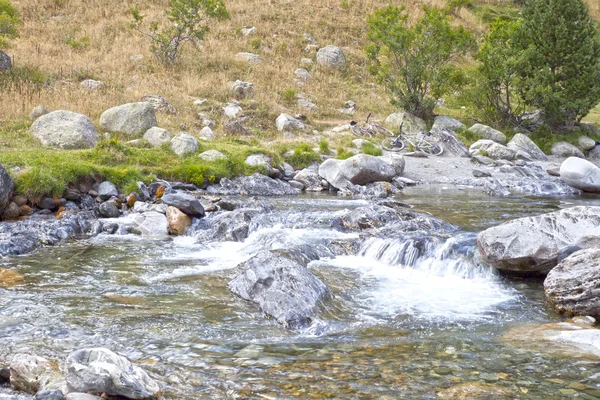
438, 382, 512, 399
31, 110, 99, 149
130, 211, 169, 238
469, 140, 516, 160
65, 394, 101, 400
207, 173, 301, 196
319, 154, 396, 190
0, 367, 9, 383
100, 102, 157, 136
467, 123, 507, 144
98, 181, 118, 200
559, 157, 600, 192
170, 132, 199, 156
132, 202, 166, 214
166, 206, 191, 235
544, 249, 600, 318
102, 223, 118, 234
0, 166, 15, 216
551, 142, 585, 158
0, 268, 24, 286
199, 208, 261, 242
161, 193, 205, 218
10, 354, 62, 394
35, 390, 65, 400
143, 127, 172, 147
228, 250, 331, 328
477, 206, 600, 273
316, 45, 345, 68
39, 198, 57, 210
507, 133, 547, 161
98, 201, 121, 218
338, 204, 399, 230
137, 182, 150, 201
384, 111, 426, 134
293, 169, 323, 191
65, 348, 161, 399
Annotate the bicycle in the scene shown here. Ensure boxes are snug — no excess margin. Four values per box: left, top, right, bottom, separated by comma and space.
381, 122, 444, 156
350, 113, 395, 138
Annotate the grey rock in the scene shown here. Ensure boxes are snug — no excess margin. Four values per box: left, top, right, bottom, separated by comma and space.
240, 26, 257, 36
296, 94, 318, 111
477, 206, 600, 273
30, 105, 49, 120
143, 127, 172, 147
35, 390, 65, 400
319, 154, 398, 190
340, 100, 357, 115
467, 123, 507, 144
507, 133, 547, 161
431, 116, 465, 132
578, 136, 597, 151
245, 153, 279, 177
130, 211, 169, 238
316, 45, 346, 68
545, 249, 600, 318
65, 394, 101, 400
31, 110, 99, 149
140, 94, 176, 114
551, 142, 585, 158
99, 102, 157, 136
294, 68, 311, 82
137, 182, 150, 201
559, 157, 600, 192
200, 208, 261, 242
228, 250, 331, 328
300, 57, 314, 66
0, 166, 14, 216
224, 119, 249, 135
589, 146, 600, 159
39, 198, 57, 210
471, 155, 494, 165
428, 128, 470, 157
65, 348, 160, 399
171, 132, 199, 156
161, 193, 205, 218
199, 126, 216, 141
3, 202, 20, 220
236, 52, 262, 64
98, 201, 121, 218
0, 50, 11, 71
10, 354, 63, 394
379, 153, 405, 176
288, 180, 305, 190
80, 79, 104, 90
98, 181, 118, 200
521, 110, 544, 130
64, 188, 81, 201
207, 173, 301, 196
223, 102, 242, 120
276, 114, 304, 132
384, 111, 426, 134
231, 80, 254, 99
472, 169, 491, 178
199, 149, 225, 161
469, 140, 516, 160
293, 169, 322, 191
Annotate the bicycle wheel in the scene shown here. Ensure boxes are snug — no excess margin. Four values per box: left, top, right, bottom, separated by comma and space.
382, 137, 405, 152
371, 123, 396, 137
421, 142, 444, 156
350, 123, 369, 138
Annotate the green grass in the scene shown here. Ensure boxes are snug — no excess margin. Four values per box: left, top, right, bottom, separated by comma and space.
335, 146, 354, 160
454, 126, 481, 147
361, 141, 383, 156
528, 126, 600, 154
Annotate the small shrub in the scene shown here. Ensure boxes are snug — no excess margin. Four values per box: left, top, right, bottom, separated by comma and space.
250, 37, 261, 50
340, 0, 349, 10
361, 141, 383, 156
336, 147, 354, 160
319, 139, 330, 154
0, 0, 21, 48
279, 88, 297, 104
64, 34, 90, 51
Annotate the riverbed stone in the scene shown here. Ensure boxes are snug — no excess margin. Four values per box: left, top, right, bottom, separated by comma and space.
469, 140, 516, 160
65, 348, 161, 399
578, 136, 597, 151
293, 168, 323, 191
544, 249, 600, 318
100, 102, 157, 136
551, 142, 585, 158
130, 211, 169, 238
507, 133, 547, 161
166, 206, 192, 235
0, 166, 14, 218
207, 173, 301, 196
31, 110, 100, 149
143, 127, 172, 147
65, 394, 101, 400
319, 154, 397, 190
228, 250, 331, 328
98, 201, 121, 218
10, 354, 59, 394
98, 181, 118, 200
559, 157, 600, 192
161, 193, 205, 218
316, 45, 345, 68
384, 111, 426, 134
467, 123, 507, 144
477, 206, 600, 273
36, 390, 65, 400
170, 132, 199, 156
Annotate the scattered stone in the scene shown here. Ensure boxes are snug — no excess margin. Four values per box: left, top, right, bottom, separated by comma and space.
296, 94, 318, 111
2, 202, 20, 220
507, 133, 547, 161
143, 127, 172, 147
340, 100, 356, 115
276, 114, 304, 132
30, 105, 49, 120
65, 394, 101, 400
65, 348, 161, 399
473, 169, 491, 178
98, 181, 118, 200
141, 94, 176, 114
467, 123, 507, 144
316, 45, 346, 68
294, 68, 311, 82
384, 111, 426, 134
551, 142, 585, 158
39, 198, 57, 210
223, 102, 243, 119
578, 136, 597, 151
319, 154, 397, 190
0, 50, 11, 71
300, 57, 314, 66
80, 79, 104, 90
199, 149, 225, 161
236, 52, 262, 64
224, 119, 250, 135
166, 206, 192, 235
559, 157, 600, 192
240, 26, 257, 36
469, 140, 516, 160
31, 110, 100, 149
161, 193, 205, 218
198, 126, 216, 141
171, 133, 199, 156
477, 206, 600, 273
228, 250, 331, 328
9, 354, 60, 394
304, 44, 319, 53
231, 80, 254, 99
100, 102, 157, 136
98, 201, 121, 218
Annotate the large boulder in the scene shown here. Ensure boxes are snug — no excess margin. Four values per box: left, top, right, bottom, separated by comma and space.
65, 348, 160, 399
507, 133, 547, 161
10, 354, 64, 394
143, 127, 172, 147
318, 154, 397, 190
0, 165, 14, 217
130, 211, 169, 238
467, 123, 507, 144
477, 206, 600, 273
166, 206, 191, 235
384, 111, 426, 134
469, 140, 516, 160
551, 142, 585, 158
544, 249, 600, 318
293, 168, 323, 191
0, 50, 11, 71
431, 116, 465, 132
161, 193, 205, 218
428, 127, 470, 157
276, 114, 304, 132
559, 157, 600, 192
378, 153, 405, 176
316, 45, 346, 68
99, 102, 157, 136
228, 250, 331, 328
170, 133, 199, 156
31, 110, 99, 149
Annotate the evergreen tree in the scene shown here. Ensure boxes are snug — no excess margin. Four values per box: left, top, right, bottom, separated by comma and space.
518, 0, 600, 128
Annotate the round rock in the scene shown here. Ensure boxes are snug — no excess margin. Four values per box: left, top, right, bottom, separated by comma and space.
31, 110, 99, 149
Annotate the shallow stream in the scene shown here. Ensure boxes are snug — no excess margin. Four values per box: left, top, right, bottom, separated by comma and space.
2, 186, 600, 399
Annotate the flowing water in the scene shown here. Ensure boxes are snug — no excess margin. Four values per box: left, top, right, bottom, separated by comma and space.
2, 186, 600, 399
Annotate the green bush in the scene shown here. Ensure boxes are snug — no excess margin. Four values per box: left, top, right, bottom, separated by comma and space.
0, 0, 20, 48
131, 0, 229, 66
